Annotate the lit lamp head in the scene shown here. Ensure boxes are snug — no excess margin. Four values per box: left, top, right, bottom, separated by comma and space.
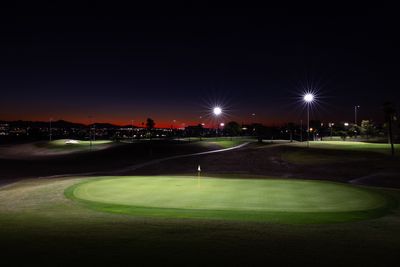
213, 107, 222, 116
304, 93, 314, 103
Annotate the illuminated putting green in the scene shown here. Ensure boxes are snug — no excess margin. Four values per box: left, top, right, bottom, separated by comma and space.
66, 176, 392, 223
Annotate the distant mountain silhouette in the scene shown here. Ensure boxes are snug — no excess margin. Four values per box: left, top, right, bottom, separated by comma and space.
0, 120, 136, 128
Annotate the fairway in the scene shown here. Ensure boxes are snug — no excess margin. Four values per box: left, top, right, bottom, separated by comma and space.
67, 176, 391, 223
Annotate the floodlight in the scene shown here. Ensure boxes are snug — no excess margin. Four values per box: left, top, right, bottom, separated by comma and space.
302, 92, 316, 148
213, 107, 222, 116
304, 93, 314, 103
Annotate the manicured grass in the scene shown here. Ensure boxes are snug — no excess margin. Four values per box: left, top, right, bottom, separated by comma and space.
66, 176, 391, 223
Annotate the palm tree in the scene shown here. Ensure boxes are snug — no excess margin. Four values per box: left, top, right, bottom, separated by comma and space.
145, 118, 155, 156
383, 102, 396, 156
146, 118, 155, 139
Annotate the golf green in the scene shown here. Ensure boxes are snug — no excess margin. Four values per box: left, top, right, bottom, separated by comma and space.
66, 176, 392, 223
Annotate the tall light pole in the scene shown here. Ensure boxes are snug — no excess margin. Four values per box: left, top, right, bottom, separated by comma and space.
251, 113, 256, 124
354, 105, 360, 126
131, 120, 134, 143
300, 120, 303, 142
49, 118, 53, 141
329, 122, 334, 140
304, 93, 314, 148
213, 106, 222, 137
93, 123, 96, 142
88, 116, 93, 149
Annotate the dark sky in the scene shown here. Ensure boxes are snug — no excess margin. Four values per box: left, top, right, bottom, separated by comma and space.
1, 4, 399, 127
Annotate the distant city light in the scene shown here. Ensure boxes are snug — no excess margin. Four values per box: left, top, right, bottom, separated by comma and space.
213, 107, 222, 116
303, 93, 314, 103
220, 123, 225, 127
344, 122, 349, 126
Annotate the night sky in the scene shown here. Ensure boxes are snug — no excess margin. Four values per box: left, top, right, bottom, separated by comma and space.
1, 4, 399, 127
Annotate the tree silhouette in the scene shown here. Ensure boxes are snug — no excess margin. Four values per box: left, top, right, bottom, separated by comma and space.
383, 102, 396, 156
361, 120, 376, 139
225, 121, 241, 140
146, 118, 155, 142
146, 118, 155, 130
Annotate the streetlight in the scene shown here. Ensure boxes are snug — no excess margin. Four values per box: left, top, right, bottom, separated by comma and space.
49, 118, 53, 142
88, 116, 93, 149
354, 105, 360, 125
329, 122, 334, 140
213, 106, 222, 137
300, 120, 303, 142
213, 107, 222, 116
303, 93, 314, 148
131, 120, 134, 143
250, 113, 256, 131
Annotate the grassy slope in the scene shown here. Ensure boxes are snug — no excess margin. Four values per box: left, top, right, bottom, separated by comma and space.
0, 177, 399, 266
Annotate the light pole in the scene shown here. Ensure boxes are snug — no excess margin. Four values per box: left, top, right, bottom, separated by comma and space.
300, 120, 303, 142
49, 118, 53, 141
93, 123, 96, 142
304, 93, 314, 148
88, 116, 93, 149
213, 106, 222, 137
329, 122, 334, 140
354, 105, 360, 125
131, 120, 134, 143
